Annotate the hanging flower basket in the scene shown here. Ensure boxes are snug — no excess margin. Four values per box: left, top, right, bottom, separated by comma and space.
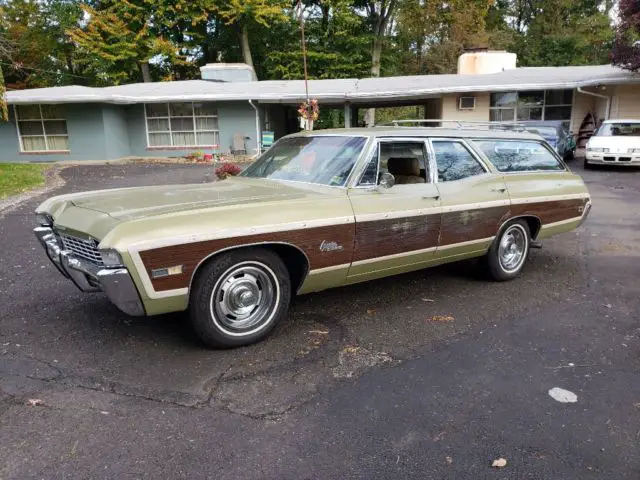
298, 99, 319, 122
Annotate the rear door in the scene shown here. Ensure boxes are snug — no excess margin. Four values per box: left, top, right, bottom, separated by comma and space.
470, 138, 589, 237
346, 137, 442, 283
427, 138, 510, 259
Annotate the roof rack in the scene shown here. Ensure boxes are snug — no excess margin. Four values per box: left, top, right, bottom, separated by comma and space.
380, 119, 532, 132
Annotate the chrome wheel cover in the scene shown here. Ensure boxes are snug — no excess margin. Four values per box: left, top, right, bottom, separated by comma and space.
498, 224, 528, 273
210, 261, 280, 336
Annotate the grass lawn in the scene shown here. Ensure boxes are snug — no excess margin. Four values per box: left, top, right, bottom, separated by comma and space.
0, 163, 50, 199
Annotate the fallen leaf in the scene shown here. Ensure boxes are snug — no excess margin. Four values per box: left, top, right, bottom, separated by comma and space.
446, 456, 453, 464
428, 315, 455, 322
366, 309, 376, 315
492, 458, 507, 468
26, 399, 42, 407
343, 346, 360, 354
422, 298, 435, 303
308, 330, 329, 335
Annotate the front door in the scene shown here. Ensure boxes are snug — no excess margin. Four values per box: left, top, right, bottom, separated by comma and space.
428, 138, 511, 259
347, 138, 442, 283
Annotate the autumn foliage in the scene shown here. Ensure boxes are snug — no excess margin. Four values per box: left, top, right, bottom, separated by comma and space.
612, 0, 640, 72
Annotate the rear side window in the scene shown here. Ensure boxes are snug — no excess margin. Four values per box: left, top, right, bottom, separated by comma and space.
473, 140, 564, 172
431, 140, 485, 182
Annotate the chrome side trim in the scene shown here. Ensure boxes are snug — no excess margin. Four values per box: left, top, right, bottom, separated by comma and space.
350, 246, 438, 266
307, 263, 351, 275
437, 236, 495, 251
541, 215, 584, 229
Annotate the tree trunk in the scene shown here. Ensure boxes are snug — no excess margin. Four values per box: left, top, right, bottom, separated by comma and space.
364, 37, 383, 127
239, 23, 254, 68
0, 66, 7, 122
140, 62, 151, 83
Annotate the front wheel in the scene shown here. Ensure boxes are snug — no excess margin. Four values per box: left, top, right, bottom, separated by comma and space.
584, 158, 593, 169
189, 248, 291, 348
485, 220, 531, 281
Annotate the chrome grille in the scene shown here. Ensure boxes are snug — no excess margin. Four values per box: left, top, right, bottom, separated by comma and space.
59, 233, 104, 266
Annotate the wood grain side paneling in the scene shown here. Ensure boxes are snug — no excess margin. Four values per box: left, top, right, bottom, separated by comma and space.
440, 206, 509, 246
140, 223, 355, 291
353, 214, 441, 262
139, 197, 588, 293
509, 198, 587, 225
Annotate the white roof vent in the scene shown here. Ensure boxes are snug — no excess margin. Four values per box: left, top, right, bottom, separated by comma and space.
457, 51, 517, 75
200, 63, 257, 82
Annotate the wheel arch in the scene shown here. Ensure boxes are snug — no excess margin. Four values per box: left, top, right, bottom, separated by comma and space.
187, 242, 311, 298
497, 215, 542, 240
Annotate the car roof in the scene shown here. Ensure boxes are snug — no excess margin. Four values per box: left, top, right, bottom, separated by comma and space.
289, 126, 543, 140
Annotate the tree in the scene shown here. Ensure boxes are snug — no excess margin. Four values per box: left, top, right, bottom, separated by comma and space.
208, 0, 288, 69
395, 0, 493, 75
68, 0, 207, 84
354, 0, 399, 125
486, 0, 614, 68
612, 0, 640, 71
263, 0, 370, 80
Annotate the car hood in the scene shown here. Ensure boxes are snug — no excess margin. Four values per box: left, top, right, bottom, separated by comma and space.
64, 177, 335, 221
587, 135, 640, 150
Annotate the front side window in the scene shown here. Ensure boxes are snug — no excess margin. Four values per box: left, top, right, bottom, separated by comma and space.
431, 140, 485, 182
473, 139, 564, 172
358, 140, 429, 186
145, 102, 219, 148
241, 135, 366, 187
15, 104, 69, 152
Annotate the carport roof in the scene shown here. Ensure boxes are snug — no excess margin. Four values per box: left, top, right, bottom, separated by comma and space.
6, 64, 640, 105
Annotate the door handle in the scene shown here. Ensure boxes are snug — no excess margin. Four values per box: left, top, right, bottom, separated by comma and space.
491, 187, 507, 193
422, 194, 440, 200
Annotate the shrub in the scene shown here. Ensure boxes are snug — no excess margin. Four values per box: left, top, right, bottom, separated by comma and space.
215, 163, 242, 179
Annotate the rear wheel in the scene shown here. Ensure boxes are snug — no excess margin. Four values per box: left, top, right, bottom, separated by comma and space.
189, 248, 291, 348
485, 220, 531, 281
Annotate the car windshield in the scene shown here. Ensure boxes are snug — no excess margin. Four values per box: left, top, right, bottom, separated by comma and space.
241, 135, 366, 186
526, 127, 557, 137
596, 122, 640, 137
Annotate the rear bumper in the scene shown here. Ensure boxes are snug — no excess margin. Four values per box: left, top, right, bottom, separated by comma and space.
34, 226, 145, 316
578, 201, 592, 227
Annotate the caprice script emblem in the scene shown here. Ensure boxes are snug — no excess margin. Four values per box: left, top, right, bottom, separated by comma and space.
319, 240, 344, 252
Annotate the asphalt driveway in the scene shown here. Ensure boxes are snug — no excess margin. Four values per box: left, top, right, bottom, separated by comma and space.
1, 161, 639, 478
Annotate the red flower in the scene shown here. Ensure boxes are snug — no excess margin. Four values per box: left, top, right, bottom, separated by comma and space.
215, 163, 242, 179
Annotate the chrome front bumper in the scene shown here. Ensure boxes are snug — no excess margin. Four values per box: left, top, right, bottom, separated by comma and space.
34, 226, 145, 316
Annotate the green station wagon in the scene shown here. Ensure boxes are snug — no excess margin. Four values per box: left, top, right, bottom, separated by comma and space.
35, 126, 591, 348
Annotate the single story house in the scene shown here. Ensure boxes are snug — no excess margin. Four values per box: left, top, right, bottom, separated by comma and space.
2, 51, 639, 162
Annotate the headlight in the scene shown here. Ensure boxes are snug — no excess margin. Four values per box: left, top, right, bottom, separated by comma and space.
36, 212, 54, 226
586, 147, 609, 153
628, 148, 640, 154
100, 249, 124, 267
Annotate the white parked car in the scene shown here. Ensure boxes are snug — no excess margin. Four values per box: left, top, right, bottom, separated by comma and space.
585, 119, 640, 168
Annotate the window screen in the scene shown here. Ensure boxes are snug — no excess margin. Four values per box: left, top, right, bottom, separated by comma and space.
145, 102, 219, 148
15, 104, 69, 152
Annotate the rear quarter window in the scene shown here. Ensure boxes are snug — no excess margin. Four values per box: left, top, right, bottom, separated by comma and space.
472, 139, 564, 172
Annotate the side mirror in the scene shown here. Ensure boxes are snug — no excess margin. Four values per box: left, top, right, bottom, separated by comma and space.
379, 172, 395, 189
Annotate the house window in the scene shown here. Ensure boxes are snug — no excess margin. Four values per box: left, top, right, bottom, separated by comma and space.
490, 90, 572, 122
145, 102, 219, 148
15, 104, 69, 152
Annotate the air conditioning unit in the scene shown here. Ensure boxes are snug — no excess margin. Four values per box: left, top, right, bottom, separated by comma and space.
458, 96, 476, 110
